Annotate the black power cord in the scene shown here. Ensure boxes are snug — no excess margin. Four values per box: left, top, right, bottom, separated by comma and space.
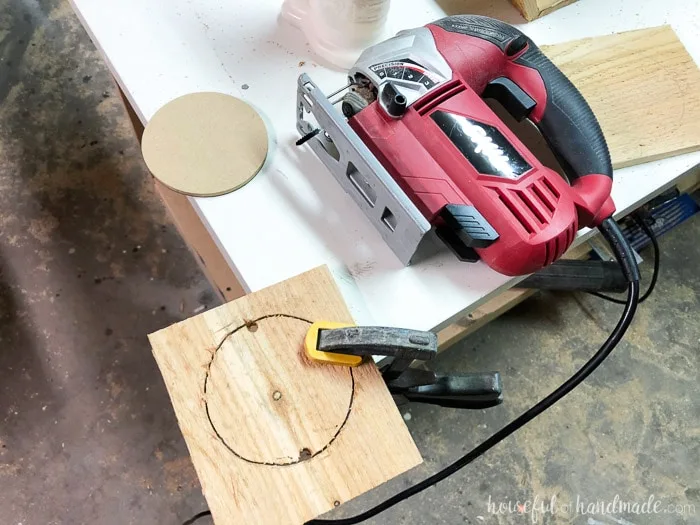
305, 218, 640, 525
589, 213, 659, 304
182, 510, 211, 525
181, 219, 641, 525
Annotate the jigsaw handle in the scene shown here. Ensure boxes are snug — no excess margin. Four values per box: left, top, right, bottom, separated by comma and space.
429, 15, 616, 226
505, 29, 616, 226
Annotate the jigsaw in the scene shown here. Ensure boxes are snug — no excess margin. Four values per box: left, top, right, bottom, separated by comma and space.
296, 15, 616, 276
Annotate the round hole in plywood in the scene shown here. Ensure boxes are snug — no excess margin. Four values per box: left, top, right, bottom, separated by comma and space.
204, 315, 354, 466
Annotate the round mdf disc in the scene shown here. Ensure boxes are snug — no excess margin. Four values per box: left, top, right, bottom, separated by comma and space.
141, 92, 268, 197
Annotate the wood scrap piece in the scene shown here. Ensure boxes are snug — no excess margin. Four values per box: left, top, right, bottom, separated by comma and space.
509, 0, 577, 21
148, 266, 421, 525
543, 26, 700, 169
141, 92, 268, 197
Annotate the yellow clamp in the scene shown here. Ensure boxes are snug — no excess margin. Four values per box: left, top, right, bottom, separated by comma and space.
305, 321, 364, 367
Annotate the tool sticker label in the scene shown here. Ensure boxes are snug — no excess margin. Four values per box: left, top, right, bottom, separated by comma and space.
431, 111, 531, 179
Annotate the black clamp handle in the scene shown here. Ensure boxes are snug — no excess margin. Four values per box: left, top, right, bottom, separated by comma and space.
388, 369, 503, 410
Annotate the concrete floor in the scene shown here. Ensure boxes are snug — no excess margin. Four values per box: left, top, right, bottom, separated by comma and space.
0, 1, 698, 524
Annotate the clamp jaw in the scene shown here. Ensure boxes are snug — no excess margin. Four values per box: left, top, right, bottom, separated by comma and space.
306, 323, 503, 410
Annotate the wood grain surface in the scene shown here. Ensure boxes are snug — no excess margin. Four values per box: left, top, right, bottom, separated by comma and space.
544, 26, 700, 169
148, 266, 422, 525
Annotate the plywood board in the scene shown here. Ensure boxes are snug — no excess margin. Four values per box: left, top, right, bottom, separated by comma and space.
543, 26, 700, 169
148, 266, 422, 525
510, 0, 577, 21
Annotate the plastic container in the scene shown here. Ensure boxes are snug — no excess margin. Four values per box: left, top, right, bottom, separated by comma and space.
282, 0, 391, 69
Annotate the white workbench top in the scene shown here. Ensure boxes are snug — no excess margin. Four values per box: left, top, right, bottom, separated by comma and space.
70, 0, 700, 330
